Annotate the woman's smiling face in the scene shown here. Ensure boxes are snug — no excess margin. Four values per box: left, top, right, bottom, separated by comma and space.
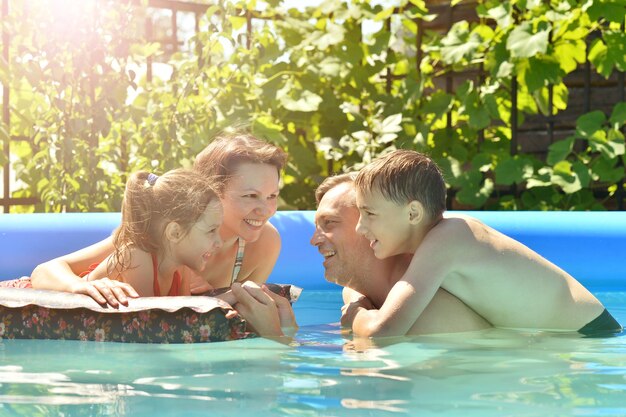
220, 162, 280, 242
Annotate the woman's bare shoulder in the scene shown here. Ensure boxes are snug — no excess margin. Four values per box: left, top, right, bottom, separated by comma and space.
247, 222, 281, 254
239, 222, 281, 282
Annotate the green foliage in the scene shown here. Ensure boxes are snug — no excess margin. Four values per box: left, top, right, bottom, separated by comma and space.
3, 0, 625, 212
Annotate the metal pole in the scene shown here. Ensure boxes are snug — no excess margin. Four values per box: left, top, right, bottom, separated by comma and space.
2, 0, 10, 213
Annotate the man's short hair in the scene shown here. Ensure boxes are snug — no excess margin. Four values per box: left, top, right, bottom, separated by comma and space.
354, 149, 446, 218
315, 172, 358, 205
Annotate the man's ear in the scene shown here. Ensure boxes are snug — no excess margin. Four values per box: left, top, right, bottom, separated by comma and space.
165, 222, 183, 242
407, 200, 425, 225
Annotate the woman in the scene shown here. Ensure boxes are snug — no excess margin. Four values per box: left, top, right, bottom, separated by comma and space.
30, 131, 287, 308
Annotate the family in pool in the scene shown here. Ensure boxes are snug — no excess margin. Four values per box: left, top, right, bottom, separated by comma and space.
29, 131, 622, 339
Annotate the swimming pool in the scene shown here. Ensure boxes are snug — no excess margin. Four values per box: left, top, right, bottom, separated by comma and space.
2, 211, 626, 416
1, 289, 625, 417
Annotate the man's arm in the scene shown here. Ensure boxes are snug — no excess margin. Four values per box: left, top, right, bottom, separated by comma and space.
341, 287, 375, 328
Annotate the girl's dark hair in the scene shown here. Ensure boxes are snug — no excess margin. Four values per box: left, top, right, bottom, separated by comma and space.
110, 169, 220, 274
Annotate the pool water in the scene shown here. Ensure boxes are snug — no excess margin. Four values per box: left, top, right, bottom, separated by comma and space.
1, 290, 626, 417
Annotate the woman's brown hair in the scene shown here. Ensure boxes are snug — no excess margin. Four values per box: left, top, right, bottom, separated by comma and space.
193, 130, 287, 192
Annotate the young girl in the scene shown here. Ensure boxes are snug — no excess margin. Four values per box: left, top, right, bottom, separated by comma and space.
83, 169, 223, 297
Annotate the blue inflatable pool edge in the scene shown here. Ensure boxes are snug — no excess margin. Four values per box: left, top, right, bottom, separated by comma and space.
1, 211, 626, 291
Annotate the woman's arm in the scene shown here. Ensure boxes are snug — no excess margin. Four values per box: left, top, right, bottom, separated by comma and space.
30, 236, 138, 307
231, 281, 298, 341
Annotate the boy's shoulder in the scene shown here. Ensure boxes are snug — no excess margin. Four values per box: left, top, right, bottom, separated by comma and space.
433, 213, 477, 231
426, 215, 485, 247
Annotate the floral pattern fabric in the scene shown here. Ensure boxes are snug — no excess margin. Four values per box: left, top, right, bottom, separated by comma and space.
0, 277, 33, 288
0, 283, 300, 343
0, 303, 250, 343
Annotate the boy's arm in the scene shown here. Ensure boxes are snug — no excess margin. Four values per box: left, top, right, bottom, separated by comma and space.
348, 231, 452, 337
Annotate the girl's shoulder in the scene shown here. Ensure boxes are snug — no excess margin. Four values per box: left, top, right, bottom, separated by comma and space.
115, 247, 155, 296
125, 245, 153, 263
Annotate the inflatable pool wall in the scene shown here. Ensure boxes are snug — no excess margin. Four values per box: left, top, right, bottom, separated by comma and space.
1, 211, 625, 291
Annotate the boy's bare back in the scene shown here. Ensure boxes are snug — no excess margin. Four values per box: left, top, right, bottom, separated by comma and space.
426, 214, 605, 331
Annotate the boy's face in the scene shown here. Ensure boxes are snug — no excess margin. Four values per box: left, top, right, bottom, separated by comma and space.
355, 187, 413, 259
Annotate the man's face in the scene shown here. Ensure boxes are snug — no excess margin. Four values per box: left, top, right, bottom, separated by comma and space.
310, 182, 374, 286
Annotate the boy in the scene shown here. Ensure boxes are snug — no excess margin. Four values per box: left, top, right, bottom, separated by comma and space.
347, 149, 621, 337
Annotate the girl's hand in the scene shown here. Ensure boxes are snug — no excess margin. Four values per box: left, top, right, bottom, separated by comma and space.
70, 278, 138, 308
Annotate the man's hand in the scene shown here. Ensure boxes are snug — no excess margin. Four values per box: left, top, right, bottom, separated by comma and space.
70, 278, 139, 308
341, 295, 374, 329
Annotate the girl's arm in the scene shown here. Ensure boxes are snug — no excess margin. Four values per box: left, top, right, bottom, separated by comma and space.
30, 236, 139, 307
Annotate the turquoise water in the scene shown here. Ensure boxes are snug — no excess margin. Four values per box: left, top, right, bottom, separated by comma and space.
1, 290, 626, 417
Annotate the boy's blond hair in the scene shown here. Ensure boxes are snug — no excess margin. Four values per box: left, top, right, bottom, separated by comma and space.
354, 150, 446, 219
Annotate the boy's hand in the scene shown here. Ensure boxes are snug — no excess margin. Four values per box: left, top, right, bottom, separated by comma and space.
70, 278, 138, 308
341, 296, 374, 329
